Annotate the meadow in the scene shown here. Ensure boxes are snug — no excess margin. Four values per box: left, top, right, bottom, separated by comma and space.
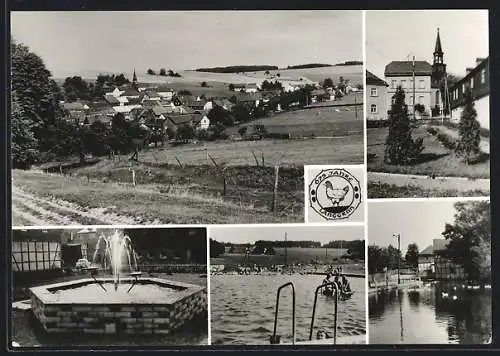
228, 105, 363, 138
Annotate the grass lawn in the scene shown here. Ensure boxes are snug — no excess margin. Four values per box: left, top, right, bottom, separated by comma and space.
228, 106, 363, 138
368, 182, 489, 199
367, 125, 490, 179
11, 272, 208, 347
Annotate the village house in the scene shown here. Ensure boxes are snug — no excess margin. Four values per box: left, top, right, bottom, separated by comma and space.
449, 57, 489, 130
112, 104, 143, 119
106, 87, 124, 98
418, 239, 465, 280
230, 83, 246, 92
156, 85, 175, 100
163, 113, 205, 133
366, 70, 389, 121
60, 101, 90, 123
310, 88, 329, 103
235, 92, 262, 107
384, 29, 446, 118
244, 83, 259, 93
213, 98, 234, 111
104, 94, 120, 105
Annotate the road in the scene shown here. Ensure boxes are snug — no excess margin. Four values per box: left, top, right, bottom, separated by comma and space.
11, 186, 144, 226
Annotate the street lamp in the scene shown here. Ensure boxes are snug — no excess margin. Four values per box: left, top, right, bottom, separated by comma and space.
393, 234, 401, 284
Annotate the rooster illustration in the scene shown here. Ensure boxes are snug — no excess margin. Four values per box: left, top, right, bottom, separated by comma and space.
325, 181, 349, 206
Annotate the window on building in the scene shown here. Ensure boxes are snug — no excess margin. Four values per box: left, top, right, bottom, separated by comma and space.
462, 83, 466, 93
391, 80, 396, 89
481, 69, 486, 84
419, 79, 425, 89
370, 104, 377, 113
419, 96, 424, 105
470, 77, 474, 89
401, 80, 407, 89
370, 87, 378, 97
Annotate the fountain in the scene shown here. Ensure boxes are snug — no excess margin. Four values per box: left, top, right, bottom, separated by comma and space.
29, 230, 207, 335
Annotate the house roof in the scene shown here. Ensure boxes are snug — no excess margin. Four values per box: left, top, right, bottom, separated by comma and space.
232, 83, 246, 88
236, 92, 262, 102
153, 105, 176, 116
61, 102, 89, 111
166, 113, 203, 126
117, 96, 129, 104
311, 89, 327, 96
385, 61, 433, 77
366, 70, 389, 86
113, 105, 142, 113
156, 85, 175, 92
179, 96, 207, 107
104, 95, 120, 104
419, 245, 434, 256
433, 239, 449, 252
246, 83, 258, 89
122, 87, 141, 97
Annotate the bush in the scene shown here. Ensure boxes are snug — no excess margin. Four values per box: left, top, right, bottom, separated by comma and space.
437, 133, 457, 150
264, 132, 291, 139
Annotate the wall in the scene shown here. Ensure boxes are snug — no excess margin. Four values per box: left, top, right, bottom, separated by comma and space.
31, 286, 207, 334
386, 75, 432, 115
451, 94, 489, 130
366, 84, 388, 120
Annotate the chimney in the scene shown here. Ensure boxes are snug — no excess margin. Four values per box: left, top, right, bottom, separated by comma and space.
476, 58, 485, 66
466, 67, 474, 75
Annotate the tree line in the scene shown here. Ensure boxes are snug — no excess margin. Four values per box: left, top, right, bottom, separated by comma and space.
147, 68, 181, 77
62, 73, 131, 102
196, 65, 278, 73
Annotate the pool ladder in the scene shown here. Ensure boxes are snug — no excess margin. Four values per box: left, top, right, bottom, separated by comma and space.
270, 281, 340, 345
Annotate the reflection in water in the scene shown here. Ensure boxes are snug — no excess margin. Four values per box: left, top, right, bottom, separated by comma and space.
369, 283, 491, 344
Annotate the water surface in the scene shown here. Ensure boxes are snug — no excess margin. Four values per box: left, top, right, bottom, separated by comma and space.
211, 274, 366, 345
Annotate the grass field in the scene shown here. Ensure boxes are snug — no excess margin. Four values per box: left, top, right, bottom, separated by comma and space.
210, 247, 366, 268
119, 137, 363, 166
367, 125, 490, 179
368, 182, 489, 199
228, 105, 363, 138
12, 162, 304, 225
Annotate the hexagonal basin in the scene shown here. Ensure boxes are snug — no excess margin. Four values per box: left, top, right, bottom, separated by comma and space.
48, 280, 186, 303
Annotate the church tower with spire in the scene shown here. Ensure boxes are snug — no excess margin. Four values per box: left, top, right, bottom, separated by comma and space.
132, 68, 138, 89
431, 28, 446, 89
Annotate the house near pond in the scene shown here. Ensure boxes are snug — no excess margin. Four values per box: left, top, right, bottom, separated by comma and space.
418, 239, 465, 280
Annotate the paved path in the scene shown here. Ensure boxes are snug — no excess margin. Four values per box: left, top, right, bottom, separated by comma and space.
368, 171, 490, 193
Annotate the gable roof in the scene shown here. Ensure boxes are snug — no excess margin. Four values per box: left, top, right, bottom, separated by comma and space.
61, 102, 89, 111
366, 70, 389, 86
433, 239, 449, 252
122, 87, 141, 97
166, 113, 203, 126
385, 61, 432, 77
419, 245, 434, 256
236, 92, 262, 102
104, 94, 120, 104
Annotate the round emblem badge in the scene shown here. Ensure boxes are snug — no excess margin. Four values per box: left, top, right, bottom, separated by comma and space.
309, 169, 362, 220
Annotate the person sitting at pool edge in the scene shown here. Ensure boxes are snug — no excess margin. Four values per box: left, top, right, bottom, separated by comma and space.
323, 273, 333, 292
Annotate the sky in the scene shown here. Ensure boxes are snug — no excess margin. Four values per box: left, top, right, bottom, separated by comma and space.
209, 225, 365, 245
368, 199, 471, 255
366, 10, 489, 80
11, 11, 362, 79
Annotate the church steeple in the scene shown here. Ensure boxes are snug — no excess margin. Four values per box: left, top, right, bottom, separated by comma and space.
433, 28, 444, 64
132, 68, 137, 84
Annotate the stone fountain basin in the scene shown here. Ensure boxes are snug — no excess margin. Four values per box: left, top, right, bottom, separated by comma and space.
29, 277, 207, 335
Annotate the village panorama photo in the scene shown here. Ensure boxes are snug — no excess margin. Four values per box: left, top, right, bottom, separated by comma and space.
10, 10, 363, 225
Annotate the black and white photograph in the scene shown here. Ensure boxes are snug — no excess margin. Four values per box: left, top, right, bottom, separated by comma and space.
368, 199, 491, 344
11, 227, 208, 347
209, 225, 366, 345
10, 10, 363, 226
366, 10, 490, 198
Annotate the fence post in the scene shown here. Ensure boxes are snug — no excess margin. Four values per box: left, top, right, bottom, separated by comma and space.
132, 169, 136, 187
273, 165, 280, 216
261, 152, 265, 167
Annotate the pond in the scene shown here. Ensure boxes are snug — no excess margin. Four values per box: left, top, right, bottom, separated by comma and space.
210, 274, 366, 345
369, 283, 491, 344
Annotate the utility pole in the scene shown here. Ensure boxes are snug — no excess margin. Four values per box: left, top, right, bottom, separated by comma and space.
393, 234, 401, 284
284, 232, 288, 267
412, 56, 416, 120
